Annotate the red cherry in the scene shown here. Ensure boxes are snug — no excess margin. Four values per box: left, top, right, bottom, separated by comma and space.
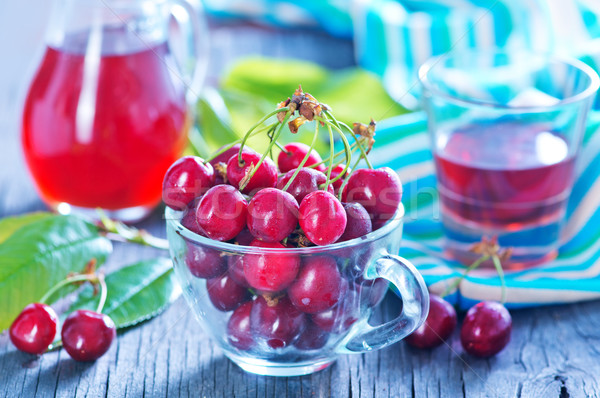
460, 301, 512, 357
207, 274, 250, 311
210, 143, 242, 166
299, 191, 347, 245
242, 240, 300, 292
226, 147, 277, 194
185, 244, 226, 279
311, 289, 360, 334
196, 184, 248, 241
162, 156, 215, 210
247, 188, 299, 243
250, 295, 305, 349
351, 278, 389, 308
293, 320, 329, 351
277, 142, 326, 173
227, 255, 249, 287
342, 167, 402, 229
325, 164, 351, 193
61, 310, 116, 362
288, 256, 343, 314
9, 303, 58, 355
232, 228, 255, 246
406, 295, 457, 349
227, 301, 255, 350
180, 200, 205, 235
277, 167, 334, 203
338, 202, 372, 241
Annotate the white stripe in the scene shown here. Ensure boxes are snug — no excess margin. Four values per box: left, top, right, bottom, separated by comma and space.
562, 176, 600, 241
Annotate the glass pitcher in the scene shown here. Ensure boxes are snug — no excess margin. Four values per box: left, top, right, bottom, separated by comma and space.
21, 0, 207, 222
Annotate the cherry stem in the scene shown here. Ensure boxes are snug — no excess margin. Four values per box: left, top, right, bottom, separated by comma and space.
282, 121, 320, 192
324, 123, 335, 191
440, 254, 490, 298
322, 111, 373, 170
96, 273, 108, 314
39, 274, 97, 305
204, 123, 276, 163
491, 255, 507, 304
239, 111, 291, 191
238, 108, 289, 166
97, 209, 169, 250
306, 140, 360, 170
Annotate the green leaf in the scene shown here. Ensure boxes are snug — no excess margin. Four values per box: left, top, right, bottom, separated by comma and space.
0, 212, 53, 244
0, 215, 112, 331
68, 258, 181, 328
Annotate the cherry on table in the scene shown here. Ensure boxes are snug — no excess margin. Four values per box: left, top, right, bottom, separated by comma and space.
227, 301, 255, 350
342, 167, 402, 229
9, 303, 58, 355
250, 295, 305, 349
288, 256, 343, 314
277, 167, 333, 203
246, 188, 299, 243
460, 301, 512, 358
207, 274, 250, 312
278, 142, 326, 173
242, 240, 300, 292
299, 191, 347, 245
196, 184, 248, 242
61, 310, 116, 362
162, 156, 215, 210
226, 147, 277, 194
405, 294, 457, 349
338, 202, 372, 242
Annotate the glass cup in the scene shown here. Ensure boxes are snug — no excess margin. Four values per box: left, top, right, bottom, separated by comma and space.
419, 50, 599, 268
165, 203, 429, 377
21, 0, 208, 222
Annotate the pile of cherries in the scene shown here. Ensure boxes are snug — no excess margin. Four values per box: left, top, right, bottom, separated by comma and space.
9, 272, 116, 361
162, 88, 403, 350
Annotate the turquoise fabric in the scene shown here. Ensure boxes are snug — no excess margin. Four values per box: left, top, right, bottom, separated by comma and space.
370, 111, 600, 309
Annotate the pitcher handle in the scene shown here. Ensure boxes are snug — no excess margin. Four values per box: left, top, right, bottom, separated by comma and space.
338, 254, 429, 353
169, 0, 209, 102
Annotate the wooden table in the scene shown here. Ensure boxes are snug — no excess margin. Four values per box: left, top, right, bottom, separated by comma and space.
1, 14, 600, 398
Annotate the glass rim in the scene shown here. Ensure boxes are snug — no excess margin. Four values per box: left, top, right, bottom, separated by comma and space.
418, 49, 600, 111
165, 203, 405, 254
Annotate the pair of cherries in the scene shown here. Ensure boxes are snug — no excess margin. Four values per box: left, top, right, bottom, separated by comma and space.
406, 295, 512, 358
9, 303, 116, 361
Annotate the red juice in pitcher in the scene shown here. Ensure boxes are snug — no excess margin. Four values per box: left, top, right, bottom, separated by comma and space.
433, 120, 576, 265
22, 30, 189, 217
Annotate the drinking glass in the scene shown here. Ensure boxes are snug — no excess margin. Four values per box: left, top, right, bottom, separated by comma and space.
21, 0, 207, 222
419, 50, 599, 268
165, 203, 429, 376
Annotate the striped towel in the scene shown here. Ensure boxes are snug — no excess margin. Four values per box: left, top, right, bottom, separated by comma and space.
370, 111, 600, 309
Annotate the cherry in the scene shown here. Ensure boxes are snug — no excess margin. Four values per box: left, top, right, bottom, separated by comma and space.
162, 156, 215, 210
227, 255, 249, 287
342, 167, 403, 229
232, 228, 255, 246
250, 295, 305, 349
180, 200, 205, 235
226, 147, 277, 194
61, 310, 116, 362
288, 256, 343, 314
185, 244, 226, 279
227, 301, 255, 350
326, 164, 350, 193
278, 142, 326, 173
196, 184, 248, 241
311, 290, 360, 334
338, 202, 372, 241
277, 167, 333, 203
352, 278, 389, 308
293, 320, 329, 351
210, 143, 242, 166
246, 188, 299, 243
242, 240, 300, 292
299, 191, 347, 245
460, 301, 512, 358
207, 274, 250, 312
405, 294, 457, 349
9, 303, 58, 355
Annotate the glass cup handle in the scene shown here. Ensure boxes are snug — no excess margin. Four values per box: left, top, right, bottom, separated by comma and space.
339, 254, 429, 353
169, 0, 209, 101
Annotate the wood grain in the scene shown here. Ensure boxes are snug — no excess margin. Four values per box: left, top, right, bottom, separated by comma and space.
1, 16, 600, 398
